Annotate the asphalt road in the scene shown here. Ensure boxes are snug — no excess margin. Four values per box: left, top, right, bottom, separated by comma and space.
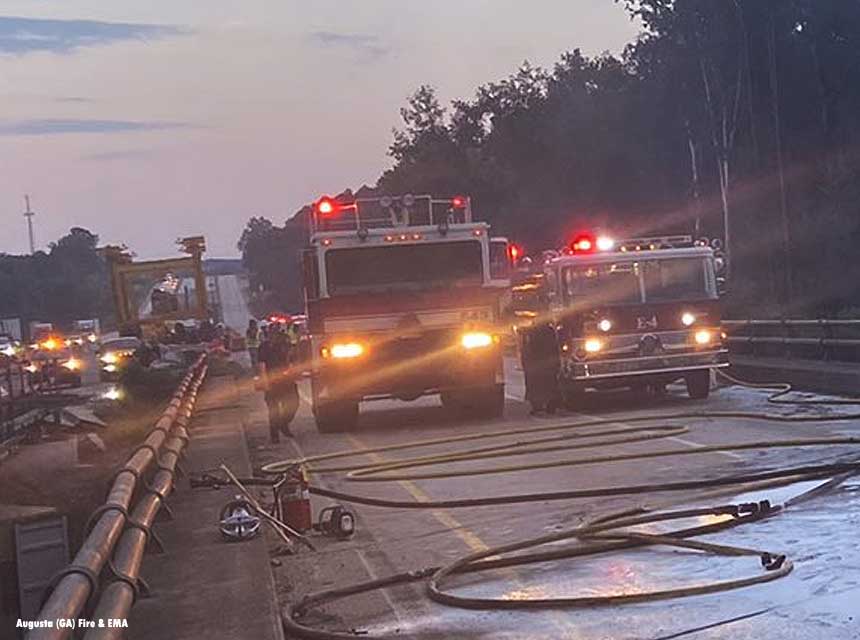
248, 360, 860, 640
216, 273, 253, 332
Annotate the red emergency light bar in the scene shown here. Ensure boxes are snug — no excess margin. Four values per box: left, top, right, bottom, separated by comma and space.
451, 196, 467, 209
570, 233, 615, 254
571, 233, 596, 253
509, 243, 522, 261
316, 196, 337, 216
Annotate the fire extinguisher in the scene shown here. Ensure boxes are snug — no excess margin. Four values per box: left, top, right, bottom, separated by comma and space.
280, 465, 312, 532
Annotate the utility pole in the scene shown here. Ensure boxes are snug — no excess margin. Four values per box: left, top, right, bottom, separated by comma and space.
23, 195, 36, 254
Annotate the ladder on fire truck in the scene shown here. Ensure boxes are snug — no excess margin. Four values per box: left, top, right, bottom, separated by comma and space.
312, 194, 473, 234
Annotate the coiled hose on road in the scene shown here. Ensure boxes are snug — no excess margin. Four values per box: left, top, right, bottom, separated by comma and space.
266, 373, 860, 639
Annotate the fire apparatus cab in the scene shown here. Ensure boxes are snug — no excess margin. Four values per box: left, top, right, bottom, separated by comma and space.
303, 194, 510, 432
522, 234, 728, 405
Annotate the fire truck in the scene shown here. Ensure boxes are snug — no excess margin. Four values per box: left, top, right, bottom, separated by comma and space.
302, 194, 512, 432
521, 233, 728, 406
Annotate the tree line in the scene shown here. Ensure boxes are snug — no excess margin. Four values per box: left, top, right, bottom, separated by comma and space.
0, 227, 114, 329
241, 0, 860, 317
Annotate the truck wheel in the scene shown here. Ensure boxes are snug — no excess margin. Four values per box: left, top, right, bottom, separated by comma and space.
472, 384, 504, 418
440, 390, 462, 413
314, 400, 359, 433
562, 385, 585, 411
469, 385, 505, 419
685, 370, 711, 400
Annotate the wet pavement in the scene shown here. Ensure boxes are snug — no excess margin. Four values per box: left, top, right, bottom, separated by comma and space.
247, 361, 860, 640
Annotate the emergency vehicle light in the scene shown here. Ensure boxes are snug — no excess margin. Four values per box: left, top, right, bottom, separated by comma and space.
596, 236, 615, 251
571, 234, 596, 254
451, 196, 467, 209
509, 244, 522, 262
316, 196, 337, 216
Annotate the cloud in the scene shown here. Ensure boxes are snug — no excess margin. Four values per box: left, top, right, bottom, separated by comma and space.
54, 96, 94, 103
0, 16, 184, 55
0, 119, 194, 136
309, 31, 389, 59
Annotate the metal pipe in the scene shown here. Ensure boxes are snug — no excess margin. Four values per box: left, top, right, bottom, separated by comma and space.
27, 358, 206, 640
83, 364, 206, 640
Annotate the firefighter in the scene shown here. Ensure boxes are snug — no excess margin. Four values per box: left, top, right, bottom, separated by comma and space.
246, 318, 261, 367
257, 322, 300, 443
520, 285, 561, 415
522, 323, 561, 415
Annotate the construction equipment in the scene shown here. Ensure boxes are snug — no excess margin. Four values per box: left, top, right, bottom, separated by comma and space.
104, 237, 208, 338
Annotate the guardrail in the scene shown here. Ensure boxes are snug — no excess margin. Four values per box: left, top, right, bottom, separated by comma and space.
1, 362, 45, 451
723, 319, 860, 362
27, 354, 208, 640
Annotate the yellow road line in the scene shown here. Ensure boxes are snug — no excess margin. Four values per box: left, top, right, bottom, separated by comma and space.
347, 434, 582, 639
347, 434, 488, 553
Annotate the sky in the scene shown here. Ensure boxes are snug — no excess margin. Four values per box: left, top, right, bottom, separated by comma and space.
0, 1, 639, 258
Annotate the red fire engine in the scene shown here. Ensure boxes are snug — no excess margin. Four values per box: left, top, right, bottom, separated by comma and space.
302, 194, 512, 432
519, 233, 729, 408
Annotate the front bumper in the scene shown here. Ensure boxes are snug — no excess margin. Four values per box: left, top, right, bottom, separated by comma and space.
563, 349, 729, 380
315, 346, 503, 401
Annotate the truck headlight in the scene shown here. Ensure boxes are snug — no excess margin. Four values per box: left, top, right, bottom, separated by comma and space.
584, 338, 603, 353
100, 352, 118, 364
103, 364, 118, 373
326, 342, 365, 359
461, 331, 494, 349
694, 329, 712, 345
62, 358, 81, 371
681, 312, 696, 326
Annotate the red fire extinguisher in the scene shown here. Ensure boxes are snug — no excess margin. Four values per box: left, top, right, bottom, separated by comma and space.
280, 466, 312, 532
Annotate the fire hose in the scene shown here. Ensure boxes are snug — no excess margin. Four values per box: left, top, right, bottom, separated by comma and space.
261, 374, 860, 638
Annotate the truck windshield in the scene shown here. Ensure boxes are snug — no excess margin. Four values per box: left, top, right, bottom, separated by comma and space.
563, 256, 713, 305
642, 258, 713, 302
325, 241, 484, 295
563, 262, 641, 305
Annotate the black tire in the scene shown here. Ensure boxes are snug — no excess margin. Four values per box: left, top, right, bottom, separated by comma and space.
475, 384, 505, 418
685, 370, 711, 400
314, 400, 359, 433
440, 390, 461, 412
562, 385, 585, 411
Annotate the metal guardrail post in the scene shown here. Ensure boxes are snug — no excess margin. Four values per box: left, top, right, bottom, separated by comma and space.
26, 356, 207, 640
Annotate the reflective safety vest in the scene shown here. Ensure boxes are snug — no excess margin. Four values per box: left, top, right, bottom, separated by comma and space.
246, 328, 260, 349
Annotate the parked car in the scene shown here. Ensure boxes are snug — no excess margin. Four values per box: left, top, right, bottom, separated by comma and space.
98, 336, 142, 381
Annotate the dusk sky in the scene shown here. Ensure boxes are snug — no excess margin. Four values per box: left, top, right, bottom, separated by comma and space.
1, 1, 639, 258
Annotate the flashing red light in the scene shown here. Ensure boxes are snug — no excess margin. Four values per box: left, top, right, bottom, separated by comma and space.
509, 243, 522, 262
268, 314, 289, 324
571, 233, 596, 253
316, 196, 337, 216
451, 196, 467, 209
